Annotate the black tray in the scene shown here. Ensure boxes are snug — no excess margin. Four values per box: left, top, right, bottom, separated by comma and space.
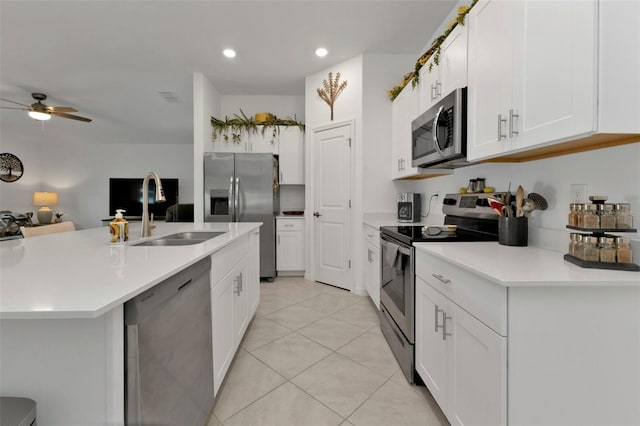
563, 254, 640, 272
566, 225, 637, 233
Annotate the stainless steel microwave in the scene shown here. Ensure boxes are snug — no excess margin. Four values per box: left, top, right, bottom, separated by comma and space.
411, 87, 467, 168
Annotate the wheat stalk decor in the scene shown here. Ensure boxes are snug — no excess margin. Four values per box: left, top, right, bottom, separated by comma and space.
317, 72, 348, 121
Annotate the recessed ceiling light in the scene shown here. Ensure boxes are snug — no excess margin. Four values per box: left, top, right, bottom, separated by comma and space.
315, 48, 328, 57
223, 49, 236, 58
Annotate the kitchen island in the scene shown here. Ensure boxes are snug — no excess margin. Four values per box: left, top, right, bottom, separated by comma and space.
414, 242, 640, 426
0, 221, 261, 425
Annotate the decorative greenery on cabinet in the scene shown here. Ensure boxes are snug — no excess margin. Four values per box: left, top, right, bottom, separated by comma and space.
211, 110, 305, 144
387, 0, 477, 101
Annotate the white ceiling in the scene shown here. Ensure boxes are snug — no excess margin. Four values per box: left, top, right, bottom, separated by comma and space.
0, 0, 456, 146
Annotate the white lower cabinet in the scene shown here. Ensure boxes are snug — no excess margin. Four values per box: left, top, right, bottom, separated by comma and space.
416, 252, 507, 426
210, 233, 259, 397
276, 217, 304, 274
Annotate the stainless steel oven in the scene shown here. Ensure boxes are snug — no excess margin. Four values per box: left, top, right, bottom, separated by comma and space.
379, 192, 503, 384
379, 232, 415, 382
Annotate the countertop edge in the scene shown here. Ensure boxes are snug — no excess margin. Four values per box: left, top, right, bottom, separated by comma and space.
0, 222, 261, 319
414, 242, 640, 287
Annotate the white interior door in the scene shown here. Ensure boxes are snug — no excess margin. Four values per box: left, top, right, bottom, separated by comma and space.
313, 123, 352, 290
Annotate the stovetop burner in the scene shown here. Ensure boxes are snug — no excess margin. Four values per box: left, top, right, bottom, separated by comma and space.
381, 224, 497, 245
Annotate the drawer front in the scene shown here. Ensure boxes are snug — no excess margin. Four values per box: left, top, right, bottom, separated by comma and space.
276, 218, 304, 231
364, 225, 380, 248
210, 234, 249, 286
416, 250, 507, 336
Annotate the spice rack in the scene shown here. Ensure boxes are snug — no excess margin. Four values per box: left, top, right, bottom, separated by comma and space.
565, 198, 639, 271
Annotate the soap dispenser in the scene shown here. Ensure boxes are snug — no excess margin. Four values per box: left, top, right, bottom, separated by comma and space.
110, 209, 129, 243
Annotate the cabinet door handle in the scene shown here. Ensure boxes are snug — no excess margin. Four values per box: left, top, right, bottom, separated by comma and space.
430, 84, 436, 101
509, 109, 519, 138
432, 274, 451, 285
284, 224, 294, 227
435, 304, 443, 333
280, 171, 283, 182
436, 81, 442, 98
442, 311, 452, 340
278, 235, 280, 245
239, 272, 243, 292
498, 114, 507, 141
234, 276, 241, 295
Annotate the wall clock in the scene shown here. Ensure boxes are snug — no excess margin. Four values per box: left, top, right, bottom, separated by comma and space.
0, 153, 24, 182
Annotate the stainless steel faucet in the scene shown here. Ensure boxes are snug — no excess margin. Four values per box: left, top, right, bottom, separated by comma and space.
141, 172, 166, 237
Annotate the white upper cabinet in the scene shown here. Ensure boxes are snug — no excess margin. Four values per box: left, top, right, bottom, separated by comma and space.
278, 126, 304, 185
211, 127, 279, 154
468, 0, 639, 162
419, 24, 468, 113
467, 0, 516, 160
391, 85, 420, 180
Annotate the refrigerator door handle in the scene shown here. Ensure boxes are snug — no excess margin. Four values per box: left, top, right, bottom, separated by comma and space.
235, 177, 240, 221
228, 176, 234, 222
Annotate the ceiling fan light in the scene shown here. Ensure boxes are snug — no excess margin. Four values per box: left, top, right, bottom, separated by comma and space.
28, 110, 51, 121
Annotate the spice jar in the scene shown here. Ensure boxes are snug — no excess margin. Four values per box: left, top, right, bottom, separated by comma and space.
615, 203, 633, 229
598, 236, 616, 263
582, 204, 600, 229
616, 237, 633, 264
568, 204, 577, 227
568, 233, 576, 256
598, 204, 616, 229
575, 204, 585, 228
573, 234, 584, 260
582, 236, 600, 262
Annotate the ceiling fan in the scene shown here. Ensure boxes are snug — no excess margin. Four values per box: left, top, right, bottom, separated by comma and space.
0, 93, 92, 122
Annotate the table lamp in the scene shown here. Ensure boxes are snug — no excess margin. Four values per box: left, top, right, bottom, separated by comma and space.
33, 192, 58, 224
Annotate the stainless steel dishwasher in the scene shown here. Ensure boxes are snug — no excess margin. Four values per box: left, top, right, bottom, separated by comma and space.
124, 257, 213, 426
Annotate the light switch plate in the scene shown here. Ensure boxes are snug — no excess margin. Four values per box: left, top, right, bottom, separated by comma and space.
570, 184, 588, 203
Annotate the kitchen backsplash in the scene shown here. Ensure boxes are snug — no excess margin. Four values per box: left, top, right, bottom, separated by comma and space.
413, 142, 640, 254
280, 185, 305, 212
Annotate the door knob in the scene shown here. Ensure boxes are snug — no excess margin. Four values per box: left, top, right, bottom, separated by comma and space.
313, 211, 321, 217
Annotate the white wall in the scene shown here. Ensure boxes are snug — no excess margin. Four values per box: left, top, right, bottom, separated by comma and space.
362, 54, 421, 214
193, 72, 221, 223
414, 142, 640, 253
304, 55, 363, 286
0, 136, 193, 229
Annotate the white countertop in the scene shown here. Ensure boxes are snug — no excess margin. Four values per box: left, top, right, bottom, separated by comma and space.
0, 222, 261, 319
363, 213, 438, 230
415, 242, 640, 287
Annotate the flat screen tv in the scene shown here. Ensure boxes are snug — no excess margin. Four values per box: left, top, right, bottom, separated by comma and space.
109, 178, 179, 218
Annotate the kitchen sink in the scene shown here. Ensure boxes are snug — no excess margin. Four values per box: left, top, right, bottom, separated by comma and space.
162, 232, 225, 240
131, 231, 226, 247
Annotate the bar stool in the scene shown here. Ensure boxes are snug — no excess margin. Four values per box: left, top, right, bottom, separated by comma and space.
0, 397, 37, 426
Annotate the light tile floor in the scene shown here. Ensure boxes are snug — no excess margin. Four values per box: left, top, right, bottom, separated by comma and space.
208, 276, 449, 426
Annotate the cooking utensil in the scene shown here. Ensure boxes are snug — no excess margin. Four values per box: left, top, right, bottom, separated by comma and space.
521, 199, 537, 216
487, 197, 506, 216
528, 192, 548, 210
515, 185, 524, 217
505, 182, 512, 217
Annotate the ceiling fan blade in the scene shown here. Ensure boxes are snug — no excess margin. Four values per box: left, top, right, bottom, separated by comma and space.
46, 106, 78, 113
0, 98, 31, 108
51, 111, 92, 123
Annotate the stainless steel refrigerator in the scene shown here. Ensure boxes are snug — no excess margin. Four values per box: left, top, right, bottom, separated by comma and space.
204, 152, 278, 279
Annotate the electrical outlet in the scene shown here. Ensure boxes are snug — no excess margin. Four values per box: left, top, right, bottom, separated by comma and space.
570, 184, 588, 203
